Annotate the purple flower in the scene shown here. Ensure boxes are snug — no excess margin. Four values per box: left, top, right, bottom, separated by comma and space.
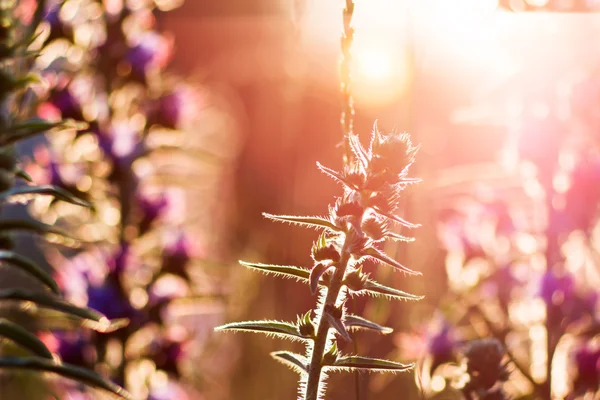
55, 333, 92, 368
138, 193, 169, 235
86, 278, 132, 320
151, 340, 185, 377
51, 88, 83, 121
155, 91, 184, 129
126, 33, 169, 79
540, 271, 575, 305
573, 345, 600, 393
428, 324, 457, 375
161, 234, 192, 280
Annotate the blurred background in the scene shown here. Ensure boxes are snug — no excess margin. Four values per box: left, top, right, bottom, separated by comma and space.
123, 0, 600, 398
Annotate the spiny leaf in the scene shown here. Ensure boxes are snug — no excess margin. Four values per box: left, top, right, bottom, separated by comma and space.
348, 133, 370, 171
385, 232, 415, 242
375, 209, 420, 229
310, 263, 334, 294
240, 261, 310, 283
263, 213, 341, 232
0, 319, 53, 359
0, 219, 71, 239
324, 311, 351, 342
330, 356, 414, 372
271, 351, 308, 375
0, 251, 60, 294
215, 320, 308, 341
344, 315, 393, 334
0, 357, 132, 399
363, 247, 421, 276
0, 185, 92, 208
0, 289, 128, 333
361, 279, 424, 301
316, 161, 358, 190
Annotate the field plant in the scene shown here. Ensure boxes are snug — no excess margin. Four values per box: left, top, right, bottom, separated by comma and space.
0, 0, 133, 399
216, 1, 424, 399
17, 0, 217, 398
412, 65, 600, 400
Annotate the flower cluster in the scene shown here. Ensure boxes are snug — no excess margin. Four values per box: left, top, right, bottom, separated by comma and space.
0, 1, 133, 399
421, 71, 600, 399
20, 0, 220, 398
217, 123, 423, 400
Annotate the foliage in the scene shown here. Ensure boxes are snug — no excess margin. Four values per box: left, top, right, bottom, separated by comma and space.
0, 0, 131, 398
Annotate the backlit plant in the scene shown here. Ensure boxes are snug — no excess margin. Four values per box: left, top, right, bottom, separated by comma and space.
216, 1, 423, 399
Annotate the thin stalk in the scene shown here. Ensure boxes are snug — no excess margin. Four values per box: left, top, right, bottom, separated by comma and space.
305, 247, 351, 400
340, 0, 355, 165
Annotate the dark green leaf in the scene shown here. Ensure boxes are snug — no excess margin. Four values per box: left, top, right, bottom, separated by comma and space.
344, 315, 393, 334
0, 219, 71, 239
0, 357, 132, 399
330, 356, 413, 372
0, 319, 53, 359
0, 185, 92, 208
0, 251, 59, 294
215, 320, 307, 341
362, 279, 424, 301
263, 213, 341, 232
13, 167, 32, 182
270, 351, 307, 375
0, 289, 128, 333
1, 119, 87, 147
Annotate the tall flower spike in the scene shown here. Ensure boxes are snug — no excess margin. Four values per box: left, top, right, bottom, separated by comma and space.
216, 0, 422, 398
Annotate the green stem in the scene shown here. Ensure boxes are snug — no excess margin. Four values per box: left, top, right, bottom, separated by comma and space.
305, 250, 350, 400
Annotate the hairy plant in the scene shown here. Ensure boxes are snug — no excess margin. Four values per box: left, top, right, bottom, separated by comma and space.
216, 2, 423, 399
0, 0, 132, 398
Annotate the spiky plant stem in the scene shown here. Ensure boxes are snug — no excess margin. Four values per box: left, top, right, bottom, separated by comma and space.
305, 246, 350, 400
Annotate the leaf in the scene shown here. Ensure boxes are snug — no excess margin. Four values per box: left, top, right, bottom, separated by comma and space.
1, 119, 87, 147
13, 167, 32, 182
0, 219, 71, 239
0, 357, 132, 399
270, 351, 308, 375
348, 134, 370, 171
362, 247, 421, 276
215, 320, 308, 341
0, 289, 128, 333
385, 232, 415, 242
263, 213, 341, 232
316, 162, 358, 190
344, 315, 393, 334
375, 209, 421, 229
330, 356, 414, 372
362, 279, 424, 301
240, 261, 310, 283
0, 319, 53, 359
0, 185, 92, 208
324, 311, 351, 342
0, 251, 60, 294
309, 263, 334, 295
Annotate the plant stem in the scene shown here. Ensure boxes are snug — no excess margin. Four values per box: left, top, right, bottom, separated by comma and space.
305, 249, 351, 400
